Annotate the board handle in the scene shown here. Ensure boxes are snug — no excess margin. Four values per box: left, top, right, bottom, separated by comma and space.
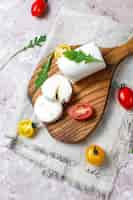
104, 37, 133, 66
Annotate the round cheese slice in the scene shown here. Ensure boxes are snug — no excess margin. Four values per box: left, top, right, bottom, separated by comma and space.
41, 74, 72, 104
34, 95, 63, 123
57, 42, 106, 83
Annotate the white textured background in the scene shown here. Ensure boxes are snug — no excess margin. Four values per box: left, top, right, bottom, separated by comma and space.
1, 0, 133, 199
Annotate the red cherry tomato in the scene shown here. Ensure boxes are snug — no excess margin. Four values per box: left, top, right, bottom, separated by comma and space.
31, 0, 48, 17
117, 86, 133, 110
67, 103, 94, 120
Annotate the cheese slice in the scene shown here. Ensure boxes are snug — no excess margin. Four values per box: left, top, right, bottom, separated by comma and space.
57, 42, 106, 83
41, 74, 72, 104
34, 95, 63, 123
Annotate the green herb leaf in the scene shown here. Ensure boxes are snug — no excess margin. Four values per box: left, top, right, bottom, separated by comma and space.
24, 35, 47, 50
0, 35, 47, 72
35, 54, 53, 89
129, 149, 133, 154
63, 50, 101, 63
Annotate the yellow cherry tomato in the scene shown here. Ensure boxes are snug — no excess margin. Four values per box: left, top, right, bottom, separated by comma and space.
17, 119, 37, 138
85, 144, 105, 166
54, 44, 71, 59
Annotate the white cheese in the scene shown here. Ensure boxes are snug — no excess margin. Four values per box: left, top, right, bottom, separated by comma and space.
34, 95, 63, 123
57, 42, 106, 83
41, 74, 72, 104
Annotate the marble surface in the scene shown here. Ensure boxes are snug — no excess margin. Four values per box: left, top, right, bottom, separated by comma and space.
1, 0, 133, 199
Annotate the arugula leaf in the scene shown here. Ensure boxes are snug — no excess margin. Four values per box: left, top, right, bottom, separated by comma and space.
35, 54, 53, 89
0, 35, 47, 71
23, 35, 47, 50
63, 50, 101, 63
129, 149, 133, 154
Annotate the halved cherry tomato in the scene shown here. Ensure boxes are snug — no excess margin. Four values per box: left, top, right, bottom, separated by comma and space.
31, 0, 48, 17
67, 103, 94, 120
117, 85, 133, 110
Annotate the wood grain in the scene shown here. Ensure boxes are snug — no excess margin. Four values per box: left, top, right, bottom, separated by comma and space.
28, 38, 133, 143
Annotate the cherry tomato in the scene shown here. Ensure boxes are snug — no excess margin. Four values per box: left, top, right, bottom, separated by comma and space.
85, 145, 105, 166
54, 44, 71, 59
31, 0, 48, 17
117, 86, 133, 110
17, 119, 37, 138
67, 103, 94, 120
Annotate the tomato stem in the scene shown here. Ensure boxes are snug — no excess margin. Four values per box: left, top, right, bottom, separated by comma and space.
120, 83, 126, 88
112, 81, 126, 89
94, 146, 98, 155
32, 122, 37, 128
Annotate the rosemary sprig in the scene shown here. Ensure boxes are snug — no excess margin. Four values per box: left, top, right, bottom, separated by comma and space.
0, 35, 47, 71
35, 54, 53, 89
63, 49, 101, 64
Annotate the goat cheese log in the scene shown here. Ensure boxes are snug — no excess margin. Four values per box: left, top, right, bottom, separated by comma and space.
57, 42, 106, 82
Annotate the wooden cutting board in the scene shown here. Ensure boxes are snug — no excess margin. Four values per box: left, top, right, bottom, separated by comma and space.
28, 38, 133, 143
